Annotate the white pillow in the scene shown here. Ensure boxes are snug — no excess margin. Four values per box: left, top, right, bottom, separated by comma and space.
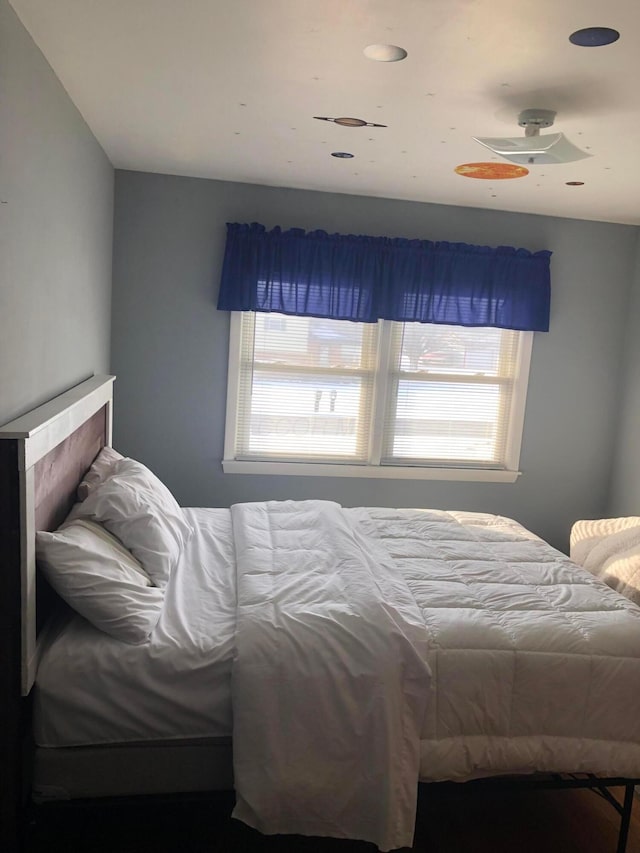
70, 457, 193, 587
77, 446, 124, 501
36, 519, 164, 644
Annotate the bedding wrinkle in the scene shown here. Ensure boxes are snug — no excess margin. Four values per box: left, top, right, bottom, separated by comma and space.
231, 500, 431, 851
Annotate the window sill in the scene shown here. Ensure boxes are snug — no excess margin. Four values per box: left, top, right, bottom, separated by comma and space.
222, 460, 520, 483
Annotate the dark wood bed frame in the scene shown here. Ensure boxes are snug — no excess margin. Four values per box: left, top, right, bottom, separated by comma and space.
0, 374, 638, 853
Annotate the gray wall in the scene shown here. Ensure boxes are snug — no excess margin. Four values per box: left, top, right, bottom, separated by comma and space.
0, 0, 113, 425
608, 232, 640, 514
111, 169, 638, 551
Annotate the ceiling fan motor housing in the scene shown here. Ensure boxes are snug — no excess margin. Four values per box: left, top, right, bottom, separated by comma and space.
518, 109, 557, 137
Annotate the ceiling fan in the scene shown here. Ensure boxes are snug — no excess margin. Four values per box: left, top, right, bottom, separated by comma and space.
473, 109, 591, 165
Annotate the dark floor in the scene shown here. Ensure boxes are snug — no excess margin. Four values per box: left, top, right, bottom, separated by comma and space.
25, 784, 640, 853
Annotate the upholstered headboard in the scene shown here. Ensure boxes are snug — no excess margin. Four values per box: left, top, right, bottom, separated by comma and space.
0, 375, 115, 696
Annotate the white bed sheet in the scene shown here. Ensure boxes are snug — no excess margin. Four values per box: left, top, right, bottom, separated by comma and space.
33, 508, 236, 748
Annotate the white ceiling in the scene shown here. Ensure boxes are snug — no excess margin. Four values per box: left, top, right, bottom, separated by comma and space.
10, 0, 640, 225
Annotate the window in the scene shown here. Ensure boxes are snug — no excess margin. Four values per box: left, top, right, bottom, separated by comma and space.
223, 312, 533, 482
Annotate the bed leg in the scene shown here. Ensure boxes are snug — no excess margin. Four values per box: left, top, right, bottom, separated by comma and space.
616, 783, 635, 853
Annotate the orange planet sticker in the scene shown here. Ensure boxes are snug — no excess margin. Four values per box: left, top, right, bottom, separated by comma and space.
455, 162, 529, 179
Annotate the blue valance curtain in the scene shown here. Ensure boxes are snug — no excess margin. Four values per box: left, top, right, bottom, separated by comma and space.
217, 222, 551, 332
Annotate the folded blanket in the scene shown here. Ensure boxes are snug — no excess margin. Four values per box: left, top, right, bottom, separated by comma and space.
230, 500, 431, 851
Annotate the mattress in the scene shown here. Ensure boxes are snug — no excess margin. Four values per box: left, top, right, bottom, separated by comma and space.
35, 505, 640, 786
33, 508, 236, 747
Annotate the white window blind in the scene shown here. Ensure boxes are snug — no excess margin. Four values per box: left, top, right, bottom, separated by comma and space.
225, 312, 532, 480
234, 313, 378, 462
381, 322, 520, 468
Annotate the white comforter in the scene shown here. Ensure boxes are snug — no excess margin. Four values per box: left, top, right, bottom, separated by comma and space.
353, 507, 640, 782
230, 502, 640, 850
230, 500, 432, 852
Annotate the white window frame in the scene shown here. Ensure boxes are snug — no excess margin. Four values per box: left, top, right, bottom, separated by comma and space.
222, 312, 533, 482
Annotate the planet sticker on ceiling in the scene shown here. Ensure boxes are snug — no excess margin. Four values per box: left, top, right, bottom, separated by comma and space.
455, 162, 529, 179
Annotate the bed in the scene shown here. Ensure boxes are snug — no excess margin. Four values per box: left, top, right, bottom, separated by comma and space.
2, 374, 640, 852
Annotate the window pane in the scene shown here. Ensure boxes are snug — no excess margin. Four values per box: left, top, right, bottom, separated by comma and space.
389, 380, 503, 462
399, 324, 504, 375
246, 370, 366, 458
254, 315, 368, 369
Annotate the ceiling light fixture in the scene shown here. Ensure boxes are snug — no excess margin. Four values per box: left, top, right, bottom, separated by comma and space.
314, 116, 387, 128
331, 152, 354, 159
473, 109, 591, 165
363, 44, 407, 62
569, 27, 620, 47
